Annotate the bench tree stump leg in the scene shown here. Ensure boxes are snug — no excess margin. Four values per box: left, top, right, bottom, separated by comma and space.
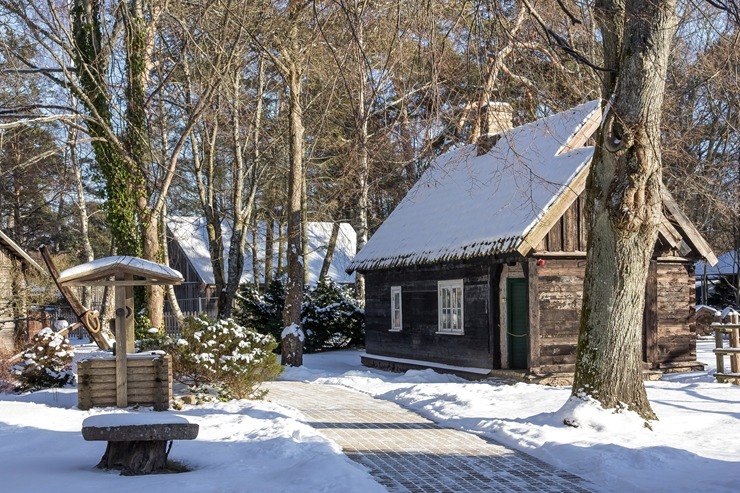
97, 440, 170, 475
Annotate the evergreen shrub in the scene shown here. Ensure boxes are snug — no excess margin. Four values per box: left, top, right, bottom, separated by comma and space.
235, 278, 365, 352
302, 279, 365, 352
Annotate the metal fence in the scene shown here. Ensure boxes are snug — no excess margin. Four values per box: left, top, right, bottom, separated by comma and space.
55, 296, 220, 341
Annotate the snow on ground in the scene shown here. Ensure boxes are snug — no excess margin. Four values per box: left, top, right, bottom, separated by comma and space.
1, 337, 739, 492
283, 339, 740, 493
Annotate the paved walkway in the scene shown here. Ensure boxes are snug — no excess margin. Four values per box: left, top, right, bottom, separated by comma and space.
265, 381, 593, 493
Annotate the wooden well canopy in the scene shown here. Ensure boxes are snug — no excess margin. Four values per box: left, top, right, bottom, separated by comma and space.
58, 256, 183, 408
57, 256, 183, 287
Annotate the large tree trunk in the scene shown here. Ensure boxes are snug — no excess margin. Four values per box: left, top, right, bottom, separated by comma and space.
142, 218, 164, 330
281, 0, 306, 366
572, 0, 677, 421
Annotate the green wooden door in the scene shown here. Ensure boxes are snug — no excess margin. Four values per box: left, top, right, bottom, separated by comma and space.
507, 278, 528, 369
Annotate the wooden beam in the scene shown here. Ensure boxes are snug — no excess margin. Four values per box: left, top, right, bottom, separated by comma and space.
60, 279, 179, 287
525, 258, 540, 371
38, 246, 111, 350
556, 104, 602, 155
643, 261, 659, 367
661, 187, 718, 266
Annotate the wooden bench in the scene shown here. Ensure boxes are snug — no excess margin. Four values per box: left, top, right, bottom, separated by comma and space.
82, 414, 198, 475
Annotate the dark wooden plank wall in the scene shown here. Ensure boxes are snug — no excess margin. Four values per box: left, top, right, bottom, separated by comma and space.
533, 258, 586, 373
365, 261, 493, 369
536, 196, 587, 253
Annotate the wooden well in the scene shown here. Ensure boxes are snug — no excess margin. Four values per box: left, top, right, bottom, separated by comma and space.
78, 353, 172, 411
58, 256, 182, 410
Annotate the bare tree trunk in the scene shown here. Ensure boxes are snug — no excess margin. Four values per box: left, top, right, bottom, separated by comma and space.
10, 260, 28, 350
319, 222, 340, 282
252, 223, 260, 287
280, 0, 306, 366
265, 216, 274, 286
161, 203, 184, 327
572, 0, 677, 422
302, 175, 310, 287
99, 240, 117, 331
355, 6, 369, 302
70, 121, 95, 308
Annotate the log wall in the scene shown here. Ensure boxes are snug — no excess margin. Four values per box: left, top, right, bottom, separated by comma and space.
532, 258, 586, 373
652, 262, 696, 366
78, 354, 172, 411
362, 254, 697, 375
364, 261, 493, 369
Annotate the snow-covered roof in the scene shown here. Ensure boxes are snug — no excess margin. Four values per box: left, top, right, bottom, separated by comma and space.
348, 101, 601, 272
695, 250, 738, 278
58, 256, 183, 286
168, 217, 357, 285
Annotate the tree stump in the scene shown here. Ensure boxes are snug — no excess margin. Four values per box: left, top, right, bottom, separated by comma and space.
82, 419, 199, 475
97, 440, 169, 475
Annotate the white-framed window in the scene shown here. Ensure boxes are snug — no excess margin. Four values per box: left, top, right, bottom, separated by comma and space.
390, 286, 402, 331
438, 279, 464, 334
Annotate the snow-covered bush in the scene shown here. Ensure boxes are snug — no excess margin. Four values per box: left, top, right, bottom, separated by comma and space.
172, 317, 282, 400
234, 278, 365, 353
136, 326, 172, 352
12, 328, 75, 391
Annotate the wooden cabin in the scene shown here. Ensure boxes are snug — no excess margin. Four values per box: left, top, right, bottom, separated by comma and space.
167, 217, 357, 313
0, 229, 46, 351
347, 101, 718, 381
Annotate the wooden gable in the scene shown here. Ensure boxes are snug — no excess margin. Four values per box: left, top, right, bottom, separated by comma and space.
521, 184, 717, 263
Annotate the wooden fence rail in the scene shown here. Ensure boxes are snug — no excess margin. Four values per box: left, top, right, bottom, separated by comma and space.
713, 312, 740, 385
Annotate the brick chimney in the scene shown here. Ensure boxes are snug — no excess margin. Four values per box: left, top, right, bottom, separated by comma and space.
477, 102, 513, 156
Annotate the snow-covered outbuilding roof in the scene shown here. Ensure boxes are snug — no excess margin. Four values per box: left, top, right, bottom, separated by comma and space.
696, 250, 738, 278
168, 217, 357, 285
348, 101, 601, 272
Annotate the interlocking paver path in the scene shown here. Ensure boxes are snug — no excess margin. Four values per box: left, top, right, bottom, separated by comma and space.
265, 381, 593, 493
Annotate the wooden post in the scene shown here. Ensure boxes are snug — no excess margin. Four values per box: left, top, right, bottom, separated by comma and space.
115, 276, 128, 408
714, 327, 725, 375
526, 258, 540, 373
125, 283, 135, 353
730, 312, 739, 374
714, 311, 724, 376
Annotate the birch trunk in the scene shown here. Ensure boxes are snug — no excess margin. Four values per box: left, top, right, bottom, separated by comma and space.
70, 122, 95, 308
572, 0, 677, 421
